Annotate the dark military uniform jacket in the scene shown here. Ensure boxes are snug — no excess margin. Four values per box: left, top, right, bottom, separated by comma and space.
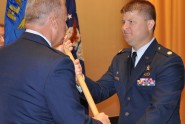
0, 32, 102, 124
85, 39, 184, 124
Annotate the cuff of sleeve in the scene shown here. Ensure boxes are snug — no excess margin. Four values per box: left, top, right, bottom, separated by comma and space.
76, 85, 82, 93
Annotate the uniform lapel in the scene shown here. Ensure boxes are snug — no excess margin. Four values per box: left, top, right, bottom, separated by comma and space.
122, 52, 132, 87
115, 49, 131, 94
126, 39, 159, 92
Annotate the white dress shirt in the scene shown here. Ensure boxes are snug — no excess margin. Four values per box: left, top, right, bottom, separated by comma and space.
132, 37, 155, 67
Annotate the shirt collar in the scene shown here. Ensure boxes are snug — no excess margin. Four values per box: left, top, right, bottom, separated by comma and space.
132, 37, 155, 66
25, 29, 51, 47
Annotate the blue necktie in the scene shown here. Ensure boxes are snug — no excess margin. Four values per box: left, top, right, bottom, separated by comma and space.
130, 52, 137, 74
131, 52, 137, 68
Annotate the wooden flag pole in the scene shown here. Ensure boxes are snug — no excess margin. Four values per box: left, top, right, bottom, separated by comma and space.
64, 47, 99, 116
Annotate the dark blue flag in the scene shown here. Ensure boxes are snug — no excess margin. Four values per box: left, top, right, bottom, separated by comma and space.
4, 0, 27, 46
66, 0, 85, 74
66, 0, 88, 113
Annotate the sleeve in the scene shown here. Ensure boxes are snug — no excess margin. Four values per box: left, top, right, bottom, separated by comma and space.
85, 57, 117, 103
44, 57, 102, 124
137, 56, 184, 124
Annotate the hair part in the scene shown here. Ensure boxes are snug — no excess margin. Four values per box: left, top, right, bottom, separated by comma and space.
25, 0, 66, 25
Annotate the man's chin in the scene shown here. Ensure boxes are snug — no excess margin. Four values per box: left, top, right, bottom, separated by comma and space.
125, 40, 134, 46
124, 35, 131, 41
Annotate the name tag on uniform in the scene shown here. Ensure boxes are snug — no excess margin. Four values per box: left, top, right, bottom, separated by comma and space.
137, 78, 155, 86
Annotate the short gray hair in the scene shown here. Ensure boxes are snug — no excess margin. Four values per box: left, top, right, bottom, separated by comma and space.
25, 0, 66, 25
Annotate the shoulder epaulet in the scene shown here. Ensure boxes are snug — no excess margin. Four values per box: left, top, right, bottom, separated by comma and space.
157, 45, 174, 57
117, 48, 131, 55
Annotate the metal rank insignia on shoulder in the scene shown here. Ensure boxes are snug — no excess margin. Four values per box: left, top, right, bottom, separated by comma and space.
158, 46, 173, 56
167, 51, 173, 55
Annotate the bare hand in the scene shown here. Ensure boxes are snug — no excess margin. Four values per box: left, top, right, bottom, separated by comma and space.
0, 36, 4, 48
63, 39, 73, 52
93, 112, 111, 124
54, 35, 73, 53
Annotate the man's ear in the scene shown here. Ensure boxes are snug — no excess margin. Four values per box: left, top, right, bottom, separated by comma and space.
147, 20, 155, 31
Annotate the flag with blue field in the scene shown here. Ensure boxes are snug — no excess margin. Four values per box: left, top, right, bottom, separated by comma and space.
4, 0, 27, 46
66, 0, 88, 113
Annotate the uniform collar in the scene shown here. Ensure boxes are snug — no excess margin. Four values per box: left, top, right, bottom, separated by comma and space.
132, 37, 155, 66
26, 29, 51, 47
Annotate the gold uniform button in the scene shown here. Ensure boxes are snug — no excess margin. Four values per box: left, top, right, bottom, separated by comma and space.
125, 112, 130, 116
127, 97, 131, 101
